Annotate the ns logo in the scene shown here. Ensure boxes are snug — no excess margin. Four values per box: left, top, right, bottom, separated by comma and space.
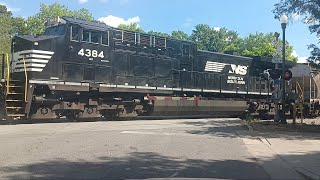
228, 64, 248, 75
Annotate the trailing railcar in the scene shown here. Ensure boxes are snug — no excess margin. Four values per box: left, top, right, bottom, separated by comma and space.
0, 17, 272, 120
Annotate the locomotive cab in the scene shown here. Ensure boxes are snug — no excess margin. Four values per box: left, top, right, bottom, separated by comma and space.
12, 17, 66, 80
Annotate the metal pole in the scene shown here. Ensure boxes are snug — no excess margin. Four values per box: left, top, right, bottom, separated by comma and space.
292, 102, 296, 125
273, 32, 280, 123
274, 63, 279, 122
281, 23, 287, 124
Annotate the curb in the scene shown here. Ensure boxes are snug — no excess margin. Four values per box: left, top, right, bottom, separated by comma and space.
295, 168, 320, 180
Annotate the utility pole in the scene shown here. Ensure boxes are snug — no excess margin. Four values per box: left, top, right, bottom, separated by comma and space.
272, 32, 281, 122
280, 15, 288, 124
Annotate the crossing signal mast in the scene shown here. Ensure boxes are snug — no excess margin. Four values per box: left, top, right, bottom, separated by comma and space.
264, 68, 292, 123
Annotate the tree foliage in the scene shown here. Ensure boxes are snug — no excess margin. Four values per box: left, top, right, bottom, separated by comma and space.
0, 5, 12, 53
238, 32, 297, 61
190, 24, 240, 53
273, 0, 320, 62
147, 30, 170, 37
25, 3, 94, 35
0, 5, 17, 76
118, 23, 144, 33
171, 30, 189, 41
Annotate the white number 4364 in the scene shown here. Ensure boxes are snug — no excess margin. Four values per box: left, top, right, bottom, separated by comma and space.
78, 48, 104, 58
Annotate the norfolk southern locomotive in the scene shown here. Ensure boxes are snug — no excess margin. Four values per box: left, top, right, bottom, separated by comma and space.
0, 17, 274, 120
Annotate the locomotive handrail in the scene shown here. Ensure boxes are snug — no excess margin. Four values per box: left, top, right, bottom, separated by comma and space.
22, 56, 28, 102
6, 53, 10, 94
295, 81, 304, 120
296, 81, 304, 101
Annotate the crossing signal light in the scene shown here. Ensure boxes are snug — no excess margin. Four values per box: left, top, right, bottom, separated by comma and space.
270, 69, 281, 80
269, 69, 292, 80
284, 70, 292, 81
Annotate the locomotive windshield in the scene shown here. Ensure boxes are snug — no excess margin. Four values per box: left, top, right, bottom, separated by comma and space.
44, 25, 66, 36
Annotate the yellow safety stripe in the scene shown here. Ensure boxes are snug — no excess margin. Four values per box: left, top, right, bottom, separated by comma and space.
6, 53, 10, 94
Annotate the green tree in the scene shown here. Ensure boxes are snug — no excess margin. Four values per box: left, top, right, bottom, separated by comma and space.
190, 24, 240, 53
171, 30, 189, 41
118, 23, 144, 33
273, 0, 319, 61
0, 5, 13, 77
148, 30, 170, 37
25, 3, 94, 35
12, 17, 28, 35
240, 33, 275, 57
239, 32, 297, 62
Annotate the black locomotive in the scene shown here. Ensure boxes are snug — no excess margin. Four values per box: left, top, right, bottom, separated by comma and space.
0, 17, 274, 120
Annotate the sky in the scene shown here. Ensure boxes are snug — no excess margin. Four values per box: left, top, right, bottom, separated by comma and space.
1, 0, 318, 63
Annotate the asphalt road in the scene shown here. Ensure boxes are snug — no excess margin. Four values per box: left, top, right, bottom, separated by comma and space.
0, 118, 270, 179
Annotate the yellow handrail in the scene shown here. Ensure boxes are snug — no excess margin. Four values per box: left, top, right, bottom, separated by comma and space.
5, 53, 10, 94
22, 56, 28, 102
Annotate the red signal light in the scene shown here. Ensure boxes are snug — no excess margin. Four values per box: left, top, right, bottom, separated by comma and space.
270, 69, 281, 80
284, 70, 292, 81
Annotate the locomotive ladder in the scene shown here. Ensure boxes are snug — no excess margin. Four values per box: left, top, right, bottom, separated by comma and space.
4, 53, 28, 119
310, 76, 316, 112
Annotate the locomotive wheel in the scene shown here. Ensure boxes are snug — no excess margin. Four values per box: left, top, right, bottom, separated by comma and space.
30, 107, 57, 120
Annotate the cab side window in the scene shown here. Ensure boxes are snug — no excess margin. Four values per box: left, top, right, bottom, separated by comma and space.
71, 25, 80, 41
91, 31, 100, 44
102, 31, 109, 45
183, 44, 190, 56
70, 25, 109, 46
82, 30, 90, 42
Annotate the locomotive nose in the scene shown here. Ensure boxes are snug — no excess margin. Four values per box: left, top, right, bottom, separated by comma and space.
11, 35, 56, 73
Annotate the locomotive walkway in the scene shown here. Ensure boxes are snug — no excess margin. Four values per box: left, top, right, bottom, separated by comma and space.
0, 118, 318, 179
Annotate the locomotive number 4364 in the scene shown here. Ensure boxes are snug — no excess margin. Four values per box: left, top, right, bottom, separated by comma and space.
78, 48, 105, 58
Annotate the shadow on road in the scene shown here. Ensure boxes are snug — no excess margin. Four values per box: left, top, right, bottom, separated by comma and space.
0, 115, 227, 125
0, 152, 269, 179
3, 151, 319, 179
183, 119, 320, 140
182, 119, 248, 138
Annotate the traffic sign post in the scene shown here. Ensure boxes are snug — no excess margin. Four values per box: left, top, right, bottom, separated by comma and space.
272, 33, 282, 123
